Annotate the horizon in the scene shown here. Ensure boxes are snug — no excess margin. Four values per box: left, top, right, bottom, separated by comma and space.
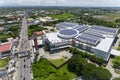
0, 5, 120, 8
0, 0, 120, 7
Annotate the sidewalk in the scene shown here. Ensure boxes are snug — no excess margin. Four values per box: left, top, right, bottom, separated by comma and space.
29, 40, 35, 63
106, 59, 120, 80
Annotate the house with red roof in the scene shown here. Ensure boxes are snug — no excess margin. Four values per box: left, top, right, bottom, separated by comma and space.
0, 42, 13, 58
34, 31, 43, 36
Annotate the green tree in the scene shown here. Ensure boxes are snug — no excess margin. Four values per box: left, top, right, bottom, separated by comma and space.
0, 36, 8, 42
112, 56, 120, 69
67, 55, 87, 75
92, 67, 112, 80
115, 19, 120, 23
82, 63, 96, 80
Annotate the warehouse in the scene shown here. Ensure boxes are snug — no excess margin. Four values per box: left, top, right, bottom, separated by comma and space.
44, 22, 118, 61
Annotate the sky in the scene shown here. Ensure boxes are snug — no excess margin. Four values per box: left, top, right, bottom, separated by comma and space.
0, 0, 120, 7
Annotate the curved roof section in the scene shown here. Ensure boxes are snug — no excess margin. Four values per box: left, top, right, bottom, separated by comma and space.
59, 29, 77, 35
58, 29, 79, 39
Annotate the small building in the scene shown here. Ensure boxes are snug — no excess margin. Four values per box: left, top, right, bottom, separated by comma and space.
34, 31, 43, 36
0, 42, 13, 59
32, 31, 44, 48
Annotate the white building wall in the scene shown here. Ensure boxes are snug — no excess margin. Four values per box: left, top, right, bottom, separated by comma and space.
51, 41, 71, 48
94, 49, 110, 61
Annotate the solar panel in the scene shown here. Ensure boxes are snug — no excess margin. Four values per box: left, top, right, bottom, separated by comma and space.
90, 26, 118, 34
83, 30, 105, 39
75, 33, 100, 46
73, 25, 88, 32
59, 29, 77, 35
57, 22, 78, 29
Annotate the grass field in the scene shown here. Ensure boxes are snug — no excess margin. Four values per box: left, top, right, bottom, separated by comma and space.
49, 13, 75, 20
93, 13, 120, 21
33, 58, 77, 80
49, 58, 66, 67
0, 58, 9, 68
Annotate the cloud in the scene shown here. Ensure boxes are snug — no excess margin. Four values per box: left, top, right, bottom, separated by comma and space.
0, 0, 120, 7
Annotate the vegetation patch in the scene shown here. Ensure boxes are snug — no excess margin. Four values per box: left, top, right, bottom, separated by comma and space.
28, 24, 48, 37
113, 77, 120, 80
69, 47, 104, 66
115, 69, 120, 74
0, 58, 9, 68
112, 56, 120, 69
67, 54, 112, 80
49, 13, 75, 20
32, 47, 112, 80
49, 58, 66, 67
117, 46, 120, 51
0, 25, 19, 42
93, 13, 120, 21
32, 58, 77, 80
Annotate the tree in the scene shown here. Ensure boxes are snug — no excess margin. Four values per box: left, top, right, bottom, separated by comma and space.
0, 36, 8, 42
7, 26, 19, 32
115, 19, 120, 23
67, 55, 87, 75
92, 67, 112, 80
112, 56, 120, 69
69, 47, 104, 65
82, 63, 96, 80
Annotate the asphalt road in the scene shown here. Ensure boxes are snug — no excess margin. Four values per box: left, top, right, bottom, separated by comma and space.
14, 15, 33, 80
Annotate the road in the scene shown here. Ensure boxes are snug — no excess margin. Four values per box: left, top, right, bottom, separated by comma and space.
13, 15, 33, 80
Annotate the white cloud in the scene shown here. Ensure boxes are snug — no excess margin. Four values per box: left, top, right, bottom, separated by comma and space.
0, 0, 120, 7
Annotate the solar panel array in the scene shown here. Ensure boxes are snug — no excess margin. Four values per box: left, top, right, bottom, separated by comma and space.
83, 30, 105, 39
59, 29, 77, 35
73, 25, 88, 32
75, 34, 100, 46
90, 26, 117, 34
75, 30, 105, 46
56, 22, 118, 46
56, 22, 78, 29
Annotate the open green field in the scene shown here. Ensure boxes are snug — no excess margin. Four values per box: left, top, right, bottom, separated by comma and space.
49, 13, 75, 20
49, 58, 66, 67
0, 58, 9, 68
93, 13, 120, 21
32, 58, 77, 80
